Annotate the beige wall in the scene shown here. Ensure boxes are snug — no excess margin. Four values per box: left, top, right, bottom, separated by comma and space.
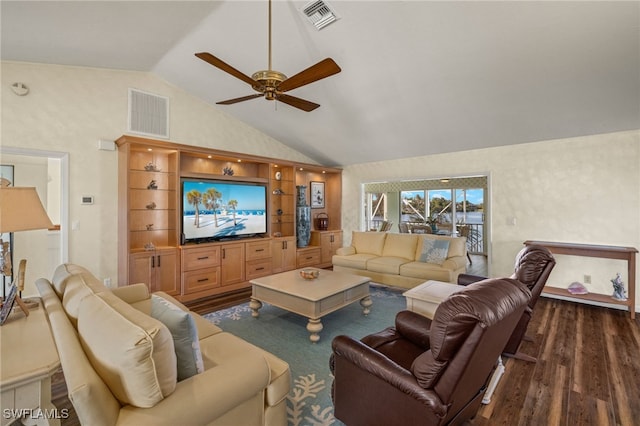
3, 61, 639, 313
342, 130, 640, 311
1, 61, 315, 294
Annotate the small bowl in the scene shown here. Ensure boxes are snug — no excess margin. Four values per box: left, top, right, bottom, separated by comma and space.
300, 268, 320, 280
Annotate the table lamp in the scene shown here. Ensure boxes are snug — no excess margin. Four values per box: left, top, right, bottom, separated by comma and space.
0, 187, 54, 319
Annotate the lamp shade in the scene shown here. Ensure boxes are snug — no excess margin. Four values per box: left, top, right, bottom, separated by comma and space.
0, 187, 54, 233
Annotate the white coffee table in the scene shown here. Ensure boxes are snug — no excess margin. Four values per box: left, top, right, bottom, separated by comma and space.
250, 268, 372, 343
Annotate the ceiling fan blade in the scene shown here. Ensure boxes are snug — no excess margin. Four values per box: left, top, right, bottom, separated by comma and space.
277, 58, 341, 92
277, 94, 320, 112
195, 52, 261, 88
217, 94, 264, 105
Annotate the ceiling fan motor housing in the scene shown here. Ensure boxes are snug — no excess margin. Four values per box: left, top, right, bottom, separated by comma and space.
252, 70, 287, 100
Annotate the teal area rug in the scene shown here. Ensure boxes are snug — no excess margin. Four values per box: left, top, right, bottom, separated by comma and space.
203, 285, 406, 426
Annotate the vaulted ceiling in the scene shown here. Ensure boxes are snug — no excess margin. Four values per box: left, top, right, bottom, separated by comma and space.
2, 1, 638, 166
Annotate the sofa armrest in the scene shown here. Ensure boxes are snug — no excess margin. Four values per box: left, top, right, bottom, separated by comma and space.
442, 256, 467, 271
336, 246, 356, 256
117, 351, 271, 425
457, 274, 487, 286
110, 283, 150, 304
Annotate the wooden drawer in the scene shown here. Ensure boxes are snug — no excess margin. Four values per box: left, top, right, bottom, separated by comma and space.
182, 267, 220, 294
182, 246, 220, 271
246, 258, 273, 280
246, 240, 271, 261
297, 247, 321, 268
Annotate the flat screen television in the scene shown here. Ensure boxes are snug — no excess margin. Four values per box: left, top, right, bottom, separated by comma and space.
181, 178, 268, 243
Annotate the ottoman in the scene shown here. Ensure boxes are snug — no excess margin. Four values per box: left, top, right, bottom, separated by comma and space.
402, 280, 465, 319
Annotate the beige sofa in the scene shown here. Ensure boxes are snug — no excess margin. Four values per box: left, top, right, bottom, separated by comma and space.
36, 264, 290, 426
332, 231, 467, 288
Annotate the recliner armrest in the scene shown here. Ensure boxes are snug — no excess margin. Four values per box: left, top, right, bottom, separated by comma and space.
457, 273, 487, 286
331, 335, 445, 413
394, 310, 432, 349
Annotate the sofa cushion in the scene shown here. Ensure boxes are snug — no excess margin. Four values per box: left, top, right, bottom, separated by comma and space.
129, 296, 223, 340
151, 294, 204, 381
367, 257, 412, 275
351, 231, 387, 256
77, 291, 177, 408
61, 273, 109, 327
332, 253, 378, 270
415, 235, 466, 260
400, 262, 455, 282
418, 238, 450, 265
51, 263, 93, 297
382, 233, 418, 259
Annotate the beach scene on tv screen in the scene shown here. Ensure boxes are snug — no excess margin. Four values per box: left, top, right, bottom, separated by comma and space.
183, 181, 266, 240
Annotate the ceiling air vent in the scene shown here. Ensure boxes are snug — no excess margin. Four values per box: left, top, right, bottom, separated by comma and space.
302, 0, 339, 30
128, 88, 169, 139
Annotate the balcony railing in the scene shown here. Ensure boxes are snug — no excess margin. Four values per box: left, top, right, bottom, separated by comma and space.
368, 220, 486, 255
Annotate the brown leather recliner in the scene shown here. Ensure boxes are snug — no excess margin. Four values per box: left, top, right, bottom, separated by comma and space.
457, 244, 555, 361
330, 278, 531, 426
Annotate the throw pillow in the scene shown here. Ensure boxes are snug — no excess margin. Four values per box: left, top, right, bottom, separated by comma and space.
151, 294, 204, 381
419, 238, 450, 265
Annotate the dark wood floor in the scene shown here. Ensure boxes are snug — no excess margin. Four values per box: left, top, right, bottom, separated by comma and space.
52, 255, 640, 425
472, 298, 640, 426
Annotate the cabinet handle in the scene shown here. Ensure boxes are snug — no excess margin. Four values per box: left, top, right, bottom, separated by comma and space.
283, 241, 287, 249
306, 256, 313, 260
157, 255, 161, 267
197, 256, 209, 260
256, 267, 264, 271
222, 249, 226, 259
256, 248, 264, 252
197, 278, 209, 283
331, 235, 334, 243
152, 256, 155, 268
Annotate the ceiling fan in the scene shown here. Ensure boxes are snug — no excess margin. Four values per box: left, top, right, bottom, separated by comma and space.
195, 0, 341, 112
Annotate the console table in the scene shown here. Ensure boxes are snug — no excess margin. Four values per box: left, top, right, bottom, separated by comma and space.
524, 241, 637, 319
0, 304, 61, 425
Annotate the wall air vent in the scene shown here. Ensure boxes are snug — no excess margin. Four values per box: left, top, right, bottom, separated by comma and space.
128, 88, 169, 139
302, 0, 339, 30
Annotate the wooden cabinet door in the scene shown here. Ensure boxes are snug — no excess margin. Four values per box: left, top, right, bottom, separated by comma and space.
129, 252, 154, 291
329, 231, 342, 260
272, 237, 296, 273
156, 249, 179, 296
221, 243, 245, 286
129, 249, 178, 295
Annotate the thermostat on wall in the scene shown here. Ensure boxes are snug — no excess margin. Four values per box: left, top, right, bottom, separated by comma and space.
81, 196, 94, 205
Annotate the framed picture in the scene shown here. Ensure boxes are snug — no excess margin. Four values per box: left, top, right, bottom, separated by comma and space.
0, 282, 17, 325
1, 165, 14, 298
310, 181, 325, 209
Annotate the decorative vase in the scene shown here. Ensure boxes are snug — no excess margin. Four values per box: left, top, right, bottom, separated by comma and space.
296, 186, 311, 247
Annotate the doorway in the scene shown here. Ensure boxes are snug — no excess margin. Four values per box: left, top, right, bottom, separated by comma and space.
0, 147, 69, 296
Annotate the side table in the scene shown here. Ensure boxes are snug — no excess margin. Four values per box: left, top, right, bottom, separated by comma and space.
1, 303, 62, 426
